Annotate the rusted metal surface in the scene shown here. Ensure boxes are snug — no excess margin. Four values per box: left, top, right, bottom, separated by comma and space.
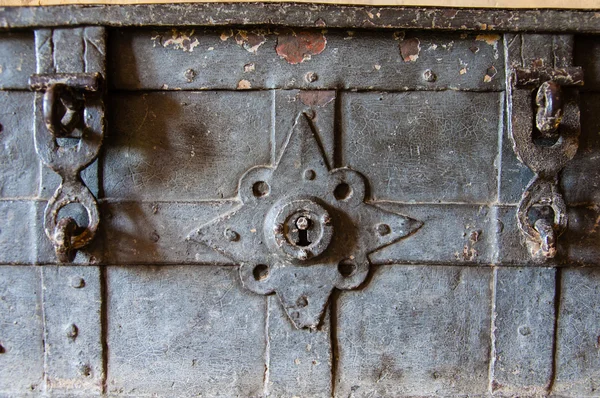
30, 71, 104, 262
506, 34, 582, 261
108, 28, 505, 92
535, 80, 563, 136
1, 6, 600, 398
2, 4, 600, 33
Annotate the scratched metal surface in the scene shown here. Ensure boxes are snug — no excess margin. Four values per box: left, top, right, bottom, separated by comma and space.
0, 7, 600, 396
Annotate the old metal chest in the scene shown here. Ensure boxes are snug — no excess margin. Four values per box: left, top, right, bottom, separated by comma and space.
1, 4, 600, 397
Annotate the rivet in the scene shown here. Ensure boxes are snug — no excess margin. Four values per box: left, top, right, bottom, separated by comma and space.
303, 169, 316, 180
70, 277, 85, 289
423, 69, 437, 82
184, 68, 196, 82
518, 325, 531, 336
224, 228, 240, 242
296, 296, 308, 307
376, 223, 391, 236
305, 72, 318, 83
150, 231, 160, 243
78, 364, 91, 377
66, 324, 78, 340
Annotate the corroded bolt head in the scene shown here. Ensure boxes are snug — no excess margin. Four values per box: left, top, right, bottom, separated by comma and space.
303, 169, 316, 180
518, 325, 531, 336
296, 296, 308, 307
224, 228, 240, 242
376, 223, 391, 236
305, 72, 318, 83
70, 277, 85, 288
296, 216, 310, 231
65, 323, 78, 340
297, 249, 309, 260
423, 69, 437, 82
79, 364, 91, 377
184, 68, 197, 82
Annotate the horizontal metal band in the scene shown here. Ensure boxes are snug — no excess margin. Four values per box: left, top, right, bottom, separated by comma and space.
1, 5, 600, 33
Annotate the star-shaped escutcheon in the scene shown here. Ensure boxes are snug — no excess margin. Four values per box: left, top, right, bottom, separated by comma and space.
188, 113, 423, 329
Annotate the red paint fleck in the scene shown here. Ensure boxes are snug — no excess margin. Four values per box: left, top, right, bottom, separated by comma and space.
276, 30, 327, 65
399, 38, 421, 62
235, 30, 266, 54
298, 91, 335, 107
443, 9, 459, 18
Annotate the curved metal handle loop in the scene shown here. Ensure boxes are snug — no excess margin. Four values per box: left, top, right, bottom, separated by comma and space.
516, 177, 567, 259
44, 180, 100, 262
535, 81, 563, 136
33, 80, 104, 172
52, 217, 79, 263
42, 84, 82, 138
509, 86, 579, 178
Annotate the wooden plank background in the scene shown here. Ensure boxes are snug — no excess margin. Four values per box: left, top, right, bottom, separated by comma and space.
1, 0, 599, 9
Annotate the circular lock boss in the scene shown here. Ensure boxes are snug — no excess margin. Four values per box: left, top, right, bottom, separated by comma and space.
265, 198, 333, 262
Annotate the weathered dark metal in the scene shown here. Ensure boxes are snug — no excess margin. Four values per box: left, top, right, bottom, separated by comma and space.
1, 7, 600, 398
535, 81, 563, 136
507, 35, 582, 261
188, 112, 422, 328
516, 177, 567, 260
29, 73, 102, 92
513, 66, 584, 87
2, 5, 600, 33
30, 72, 104, 262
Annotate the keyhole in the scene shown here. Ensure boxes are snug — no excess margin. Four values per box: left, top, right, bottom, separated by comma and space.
296, 216, 312, 247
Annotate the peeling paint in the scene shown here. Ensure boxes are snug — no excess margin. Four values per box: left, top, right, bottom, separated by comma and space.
235, 30, 267, 54
476, 34, 501, 60
276, 30, 327, 65
220, 29, 233, 42
476, 34, 501, 46
237, 79, 252, 89
298, 91, 335, 107
484, 65, 498, 82
244, 63, 255, 73
151, 29, 200, 52
399, 37, 420, 62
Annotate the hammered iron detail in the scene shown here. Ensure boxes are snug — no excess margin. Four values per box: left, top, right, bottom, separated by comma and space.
188, 112, 423, 329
